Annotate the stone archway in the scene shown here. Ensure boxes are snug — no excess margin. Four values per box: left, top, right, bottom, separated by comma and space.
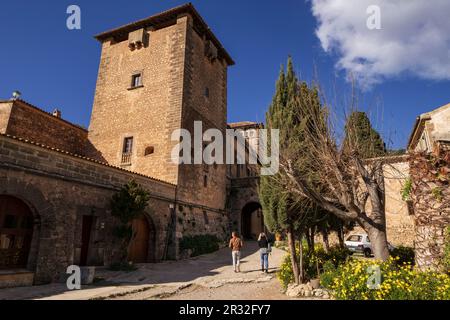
0, 176, 51, 283
0, 195, 36, 269
241, 202, 264, 240
128, 213, 156, 263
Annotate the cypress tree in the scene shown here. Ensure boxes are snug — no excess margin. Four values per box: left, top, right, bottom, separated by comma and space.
343, 111, 386, 158
259, 57, 325, 283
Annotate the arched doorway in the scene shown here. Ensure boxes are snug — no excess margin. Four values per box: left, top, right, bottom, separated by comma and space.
241, 202, 264, 240
127, 214, 156, 263
0, 195, 34, 269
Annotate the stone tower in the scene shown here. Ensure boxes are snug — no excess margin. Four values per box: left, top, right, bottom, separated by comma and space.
88, 4, 234, 210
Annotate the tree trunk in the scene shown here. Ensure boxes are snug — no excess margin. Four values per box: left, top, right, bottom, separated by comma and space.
298, 233, 304, 283
358, 161, 390, 261
287, 225, 300, 285
337, 226, 344, 248
310, 226, 316, 251
305, 230, 312, 251
362, 222, 390, 260
322, 231, 330, 253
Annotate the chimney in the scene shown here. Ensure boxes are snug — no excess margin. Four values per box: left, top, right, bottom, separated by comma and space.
11, 90, 21, 100
52, 109, 61, 118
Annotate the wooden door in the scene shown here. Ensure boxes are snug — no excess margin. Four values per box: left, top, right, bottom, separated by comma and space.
80, 215, 94, 266
0, 196, 34, 269
128, 216, 149, 263
242, 211, 252, 240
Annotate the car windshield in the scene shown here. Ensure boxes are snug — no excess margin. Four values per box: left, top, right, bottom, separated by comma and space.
347, 235, 362, 242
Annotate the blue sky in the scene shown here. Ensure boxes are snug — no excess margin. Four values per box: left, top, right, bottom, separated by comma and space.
0, 0, 449, 149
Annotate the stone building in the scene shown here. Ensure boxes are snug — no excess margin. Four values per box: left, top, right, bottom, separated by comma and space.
349, 102, 450, 249
0, 4, 260, 288
407, 102, 450, 270
408, 102, 450, 153
227, 122, 264, 240
1, 3, 446, 289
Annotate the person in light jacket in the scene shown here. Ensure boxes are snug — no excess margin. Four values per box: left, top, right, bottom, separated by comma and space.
257, 232, 271, 273
229, 232, 243, 272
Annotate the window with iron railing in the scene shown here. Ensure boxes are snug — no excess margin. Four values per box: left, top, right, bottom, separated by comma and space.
121, 137, 133, 164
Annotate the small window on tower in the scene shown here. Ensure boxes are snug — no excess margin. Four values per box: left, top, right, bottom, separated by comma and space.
204, 87, 210, 98
130, 73, 143, 89
144, 146, 155, 156
204, 175, 208, 188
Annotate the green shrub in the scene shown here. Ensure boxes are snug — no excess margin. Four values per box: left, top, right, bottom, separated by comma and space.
323, 257, 450, 300
316, 245, 351, 268
390, 246, 415, 266
401, 178, 412, 201
277, 243, 351, 288
179, 234, 220, 257
319, 261, 339, 289
278, 254, 296, 289
112, 225, 132, 240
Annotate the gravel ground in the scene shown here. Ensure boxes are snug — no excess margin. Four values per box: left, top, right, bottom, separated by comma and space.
0, 241, 308, 300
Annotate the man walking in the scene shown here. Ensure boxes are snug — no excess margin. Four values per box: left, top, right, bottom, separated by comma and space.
229, 232, 243, 272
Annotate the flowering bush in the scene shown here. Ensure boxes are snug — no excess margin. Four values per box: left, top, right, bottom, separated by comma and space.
389, 246, 415, 266
319, 260, 339, 289
277, 244, 351, 288
278, 254, 296, 289
321, 257, 450, 300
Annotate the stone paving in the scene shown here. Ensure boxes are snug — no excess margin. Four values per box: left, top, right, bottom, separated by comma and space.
0, 241, 288, 300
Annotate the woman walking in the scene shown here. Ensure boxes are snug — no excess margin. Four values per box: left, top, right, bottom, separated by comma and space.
258, 232, 271, 273
229, 232, 243, 272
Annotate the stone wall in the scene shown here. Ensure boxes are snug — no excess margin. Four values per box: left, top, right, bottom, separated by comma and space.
228, 177, 260, 235
383, 161, 415, 246
88, 14, 231, 213
425, 104, 450, 144
88, 19, 182, 183
0, 100, 88, 156
0, 101, 13, 133
316, 159, 415, 247
175, 204, 230, 259
171, 14, 229, 211
0, 134, 176, 284
0, 134, 233, 283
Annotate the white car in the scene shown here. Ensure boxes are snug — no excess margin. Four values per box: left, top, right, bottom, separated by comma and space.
345, 234, 373, 257
345, 233, 395, 257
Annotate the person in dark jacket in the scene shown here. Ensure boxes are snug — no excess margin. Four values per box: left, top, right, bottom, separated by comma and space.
257, 233, 271, 273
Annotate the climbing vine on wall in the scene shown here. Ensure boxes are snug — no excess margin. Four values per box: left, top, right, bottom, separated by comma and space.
409, 149, 450, 271
401, 177, 413, 201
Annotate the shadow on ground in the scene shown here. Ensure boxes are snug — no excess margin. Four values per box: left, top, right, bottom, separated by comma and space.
0, 241, 278, 300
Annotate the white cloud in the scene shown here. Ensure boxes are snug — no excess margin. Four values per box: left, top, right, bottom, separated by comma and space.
311, 0, 450, 88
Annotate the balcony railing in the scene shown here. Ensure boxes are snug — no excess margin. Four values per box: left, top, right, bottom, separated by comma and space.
121, 153, 132, 165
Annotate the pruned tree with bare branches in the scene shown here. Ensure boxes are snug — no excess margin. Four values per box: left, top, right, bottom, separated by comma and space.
266, 59, 393, 260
